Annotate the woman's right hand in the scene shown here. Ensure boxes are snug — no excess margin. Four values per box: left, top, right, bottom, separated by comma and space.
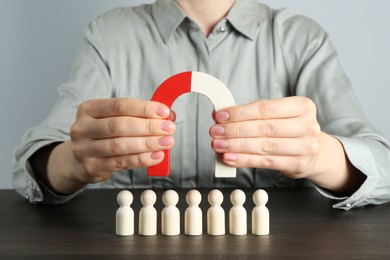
32, 97, 176, 195
68, 98, 176, 185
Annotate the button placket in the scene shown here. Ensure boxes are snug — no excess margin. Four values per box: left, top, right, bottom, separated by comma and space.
187, 23, 216, 187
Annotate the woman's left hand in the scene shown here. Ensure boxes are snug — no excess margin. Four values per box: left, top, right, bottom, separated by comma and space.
210, 96, 322, 180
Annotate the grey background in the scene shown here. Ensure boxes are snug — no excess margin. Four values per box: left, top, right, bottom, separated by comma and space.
1, 0, 389, 189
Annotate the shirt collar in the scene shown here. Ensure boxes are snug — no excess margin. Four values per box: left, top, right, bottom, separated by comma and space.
152, 0, 187, 44
226, 0, 263, 40
152, 0, 262, 43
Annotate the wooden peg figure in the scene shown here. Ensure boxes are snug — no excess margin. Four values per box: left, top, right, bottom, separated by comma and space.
185, 189, 202, 236
229, 189, 247, 235
252, 189, 270, 235
116, 190, 134, 236
139, 189, 157, 236
162, 190, 180, 236
207, 189, 225, 236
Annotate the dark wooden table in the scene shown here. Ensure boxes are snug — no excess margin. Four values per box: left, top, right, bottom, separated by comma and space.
1, 188, 389, 259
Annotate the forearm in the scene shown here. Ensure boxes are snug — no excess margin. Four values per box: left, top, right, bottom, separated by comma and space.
30, 141, 86, 195
308, 132, 366, 196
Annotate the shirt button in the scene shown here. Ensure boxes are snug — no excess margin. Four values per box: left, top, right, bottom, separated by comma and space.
32, 188, 40, 198
219, 27, 226, 33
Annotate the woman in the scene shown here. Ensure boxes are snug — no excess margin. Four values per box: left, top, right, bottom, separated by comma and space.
13, 0, 390, 209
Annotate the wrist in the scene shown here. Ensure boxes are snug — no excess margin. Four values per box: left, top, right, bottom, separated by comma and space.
47, 141, 87, 195
307, 132, 364, 195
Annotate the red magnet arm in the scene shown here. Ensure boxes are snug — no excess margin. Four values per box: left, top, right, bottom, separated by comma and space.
148, 71, 192, 176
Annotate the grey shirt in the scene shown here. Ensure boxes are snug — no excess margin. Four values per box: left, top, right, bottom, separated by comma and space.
12, 0, 390, 210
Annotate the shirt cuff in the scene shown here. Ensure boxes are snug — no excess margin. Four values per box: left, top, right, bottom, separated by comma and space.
37, 180, 82, 205
25, 157, 81, 204
315, 136, 379, 210
12, 142, 81, 205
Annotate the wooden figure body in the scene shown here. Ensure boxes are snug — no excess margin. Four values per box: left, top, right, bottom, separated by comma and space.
229, 189, 247, 236
207, 189, 225, 236
139, 190, 157, 236
161, 190, 180, 236
185, 189, 202, 236
116, 190, 134, 236
252, 189, 270, 236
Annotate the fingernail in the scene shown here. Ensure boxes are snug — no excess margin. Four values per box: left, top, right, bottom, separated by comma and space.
216, 111, 230, 122
155, 105, 170, 118
150, 151, 164, 160
224, 153, 238, 162
214, 140, 229, 149
158, 136, 174, 147
160, 121, 175, 133
210, 125, 225, 136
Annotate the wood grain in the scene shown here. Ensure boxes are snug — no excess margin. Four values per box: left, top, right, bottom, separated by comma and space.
0, 188, 389, 259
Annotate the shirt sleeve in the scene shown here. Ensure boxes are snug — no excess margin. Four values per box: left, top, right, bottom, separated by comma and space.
11, 19, 112, 204
274, 9, 390, 210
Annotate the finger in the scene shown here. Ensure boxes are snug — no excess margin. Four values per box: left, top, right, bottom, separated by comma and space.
170, 110, 176, 122
212, 137, 318, 156
215, 97, 316, 123
221, 153, 307, 177
212, 110, 216, 121
80, 136, 175, 157
80, 98, 170, 119
80, 117, 176, 139
210, 118, 316, 138
93, 151, 165, 173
